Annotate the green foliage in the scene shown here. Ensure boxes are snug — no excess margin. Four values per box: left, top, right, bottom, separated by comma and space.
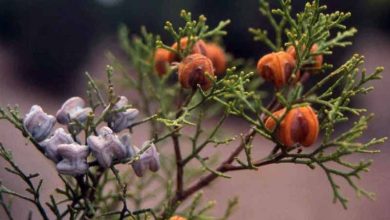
0, 143, 48, 220
157, 10, 230, 59
0, 0, 386, 219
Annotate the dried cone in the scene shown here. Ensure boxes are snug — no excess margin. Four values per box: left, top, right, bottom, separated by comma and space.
286, 43, 323, 71
168, 37, 208, 62
178, 54, 215, 90
204, 43, 227, 75
154, 48, 171, 76
265, 105, 319, 148
257, 51, 298, 88
170, 216, 187, 220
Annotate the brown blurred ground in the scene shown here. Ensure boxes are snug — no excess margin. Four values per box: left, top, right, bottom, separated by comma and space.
0, 29, 389, 220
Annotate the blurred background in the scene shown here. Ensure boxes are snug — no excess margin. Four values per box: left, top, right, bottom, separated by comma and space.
0, 0, 389, 219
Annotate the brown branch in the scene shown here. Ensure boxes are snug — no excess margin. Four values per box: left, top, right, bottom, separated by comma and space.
160, 94, 280, 219
222, 151, 286, 172
172, 131, 184, 199
164, 127, 256, 216
171, 90, 197, 202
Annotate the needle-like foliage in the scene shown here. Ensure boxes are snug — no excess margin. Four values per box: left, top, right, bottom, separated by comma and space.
0, 0, 386, 219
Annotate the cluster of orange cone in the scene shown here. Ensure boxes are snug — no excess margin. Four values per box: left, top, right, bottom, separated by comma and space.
258, 44, 323, 148
256, 44, 323, 89
155, 39, 322, 148
154, 37, 227, 90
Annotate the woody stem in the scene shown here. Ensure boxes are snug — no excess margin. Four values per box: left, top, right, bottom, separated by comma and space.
162, 127, 256, 219
172, 130, 184, 199
164, 90, 198, 218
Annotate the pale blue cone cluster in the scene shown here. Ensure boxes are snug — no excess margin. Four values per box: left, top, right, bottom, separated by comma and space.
40, 128, 89, 176
56, 143, 89, 176
56, 97, 92, 125
132, 141, 160, 177
105, 96, 139, 132
23, 96, 159, 177
87, 127, 134, 168
88, 127, 160, 176
23, 103, 90, 176
23, 105, 56, 142
39, 128, 74, 162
